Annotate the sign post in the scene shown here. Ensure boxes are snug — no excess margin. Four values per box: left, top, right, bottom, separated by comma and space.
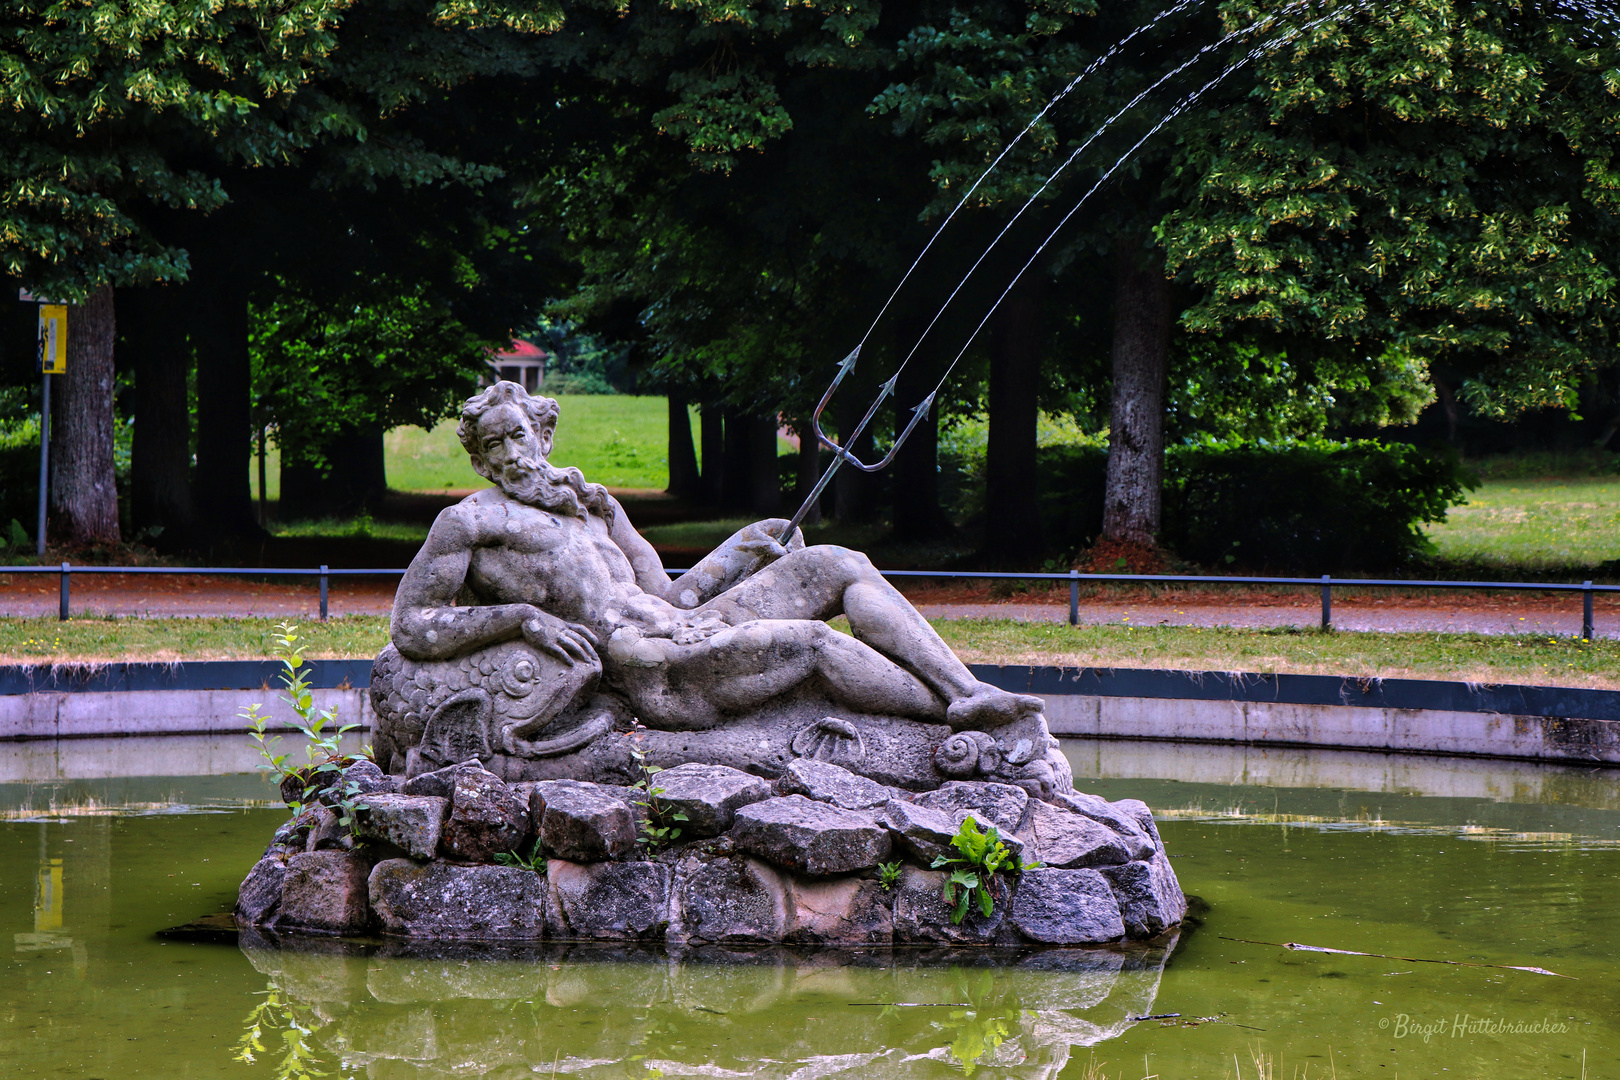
24, 292, 66, 555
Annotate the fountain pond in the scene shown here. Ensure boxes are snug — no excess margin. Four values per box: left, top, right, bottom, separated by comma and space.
3, 737, 1617, 1080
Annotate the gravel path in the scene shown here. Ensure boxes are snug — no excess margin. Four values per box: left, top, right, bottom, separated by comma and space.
1, 571, 1612, 637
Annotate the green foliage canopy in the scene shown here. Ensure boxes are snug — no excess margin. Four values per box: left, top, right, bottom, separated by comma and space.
1, 0, 354, 296
1162, 0, 1620, 419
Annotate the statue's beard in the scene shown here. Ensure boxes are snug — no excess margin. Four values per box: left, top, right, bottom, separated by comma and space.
494, 452, 614, 525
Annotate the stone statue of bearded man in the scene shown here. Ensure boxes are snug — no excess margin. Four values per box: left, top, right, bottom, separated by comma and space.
370, 381, 1071, 797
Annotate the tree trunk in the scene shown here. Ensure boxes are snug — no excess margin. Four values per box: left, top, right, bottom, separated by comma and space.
892, 321, 950, 542
122, 286, 195, 539
720, 409, 754, 511
750, 413, 781, 516
698, 403, 724, 505
666, 393, 702, 499
793, 422, 824, 527
49, 284, 120, 546
834, 354, 881, 524
1433, 376, 1462, 446
1101, 234, 1173, 547
192, 273, 261, 539
984, 275, 1044, 564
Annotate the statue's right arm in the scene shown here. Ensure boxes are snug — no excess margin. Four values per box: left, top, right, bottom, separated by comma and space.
390, 507, 540, 662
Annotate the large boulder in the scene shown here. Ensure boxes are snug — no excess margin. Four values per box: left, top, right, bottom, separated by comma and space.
353, 794, 449, 860
279, 851, 372, 934
785, 877, 892, 945
669, 855, 791, 944
320, 758, 398, 804
1056, 791, 1158, 859
778, 759, 891, 810
1102, 850, 1187, 939
441, 768, 530, 863
263, 808, 320, 862
913, 781, 1029, 834
1110, 797, 1164, 843
369, 859, 546, 939
533, 779, 638, 861
402, 759, 483, 798
1008, 868, 1126, 944
650, 763, 772, 837
235, 857, 287, 926
732, 795, 892, 875
890, 865, 1007, 944
546, 860, 672, 940
1019, 799, 1132, 869
879, 799, 964, 865
303, 806, 350, 852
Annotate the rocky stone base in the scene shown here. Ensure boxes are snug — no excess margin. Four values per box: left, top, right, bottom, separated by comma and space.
238, 757, 1187, 948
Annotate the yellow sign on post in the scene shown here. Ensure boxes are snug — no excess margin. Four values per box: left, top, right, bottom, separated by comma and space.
38, 303, 66, 375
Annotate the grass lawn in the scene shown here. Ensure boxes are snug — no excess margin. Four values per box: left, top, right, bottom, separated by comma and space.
1425, 477, 1620, 570
5, 615, 1616, 689
253, 395, 698, 502
385, 395, 697, 492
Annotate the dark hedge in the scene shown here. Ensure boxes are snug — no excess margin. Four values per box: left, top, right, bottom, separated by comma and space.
1035, 438, 1475, 573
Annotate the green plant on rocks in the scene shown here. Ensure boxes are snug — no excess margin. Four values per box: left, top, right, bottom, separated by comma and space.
241, 621, 363, 817
931, 817, 1038, 925
628, 739, 689, 852
495, 838, 546, 873
877, 861, 904, 891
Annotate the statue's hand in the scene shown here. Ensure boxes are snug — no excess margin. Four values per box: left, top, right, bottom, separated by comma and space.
522, 615, 601, 668
733, 519, 805, 566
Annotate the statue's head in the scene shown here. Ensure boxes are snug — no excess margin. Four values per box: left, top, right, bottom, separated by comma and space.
457, 381, 613, 522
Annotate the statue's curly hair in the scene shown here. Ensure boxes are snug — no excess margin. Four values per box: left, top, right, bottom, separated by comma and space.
455, 380, 613, 522
457, 381, 560, 459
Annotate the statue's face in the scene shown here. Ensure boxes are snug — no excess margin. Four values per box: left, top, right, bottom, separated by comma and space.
473, 402, 554, 487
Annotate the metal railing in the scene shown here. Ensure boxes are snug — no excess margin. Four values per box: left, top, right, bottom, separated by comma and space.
0, 562, 1613, 638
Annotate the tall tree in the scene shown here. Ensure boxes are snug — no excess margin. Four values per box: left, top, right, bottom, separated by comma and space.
1100, 232, 1173, 546
2, 0, 348, 545
1162, 0, 1620, 426
985, 275, 1046, 562
120, 287, 196, 538
49, 287, 118, 544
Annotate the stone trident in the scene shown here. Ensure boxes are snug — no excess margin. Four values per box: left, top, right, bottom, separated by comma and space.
775, 346, 935, 543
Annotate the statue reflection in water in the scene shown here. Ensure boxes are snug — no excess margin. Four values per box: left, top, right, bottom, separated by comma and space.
234, 933, 1179, 1080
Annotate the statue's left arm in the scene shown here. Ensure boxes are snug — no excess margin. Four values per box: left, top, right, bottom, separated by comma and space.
606, 499, 803, 610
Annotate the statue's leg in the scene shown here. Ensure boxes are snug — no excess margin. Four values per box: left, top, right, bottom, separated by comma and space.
610, 619, 943, 728
700, 546, 1043, 730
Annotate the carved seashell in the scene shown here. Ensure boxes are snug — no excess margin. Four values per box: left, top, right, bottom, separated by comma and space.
933, 730, 997, 778
790, 716, 866, 765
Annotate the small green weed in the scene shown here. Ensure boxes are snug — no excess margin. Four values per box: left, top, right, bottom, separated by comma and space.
931, 817, 1037, 924
628, 728, 688, 852
495, 838, 546, 872
241, 622, 364, 818
877, 861, 904, 891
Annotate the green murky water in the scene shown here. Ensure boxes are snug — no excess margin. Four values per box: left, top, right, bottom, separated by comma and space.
3, 742, 1618, 1080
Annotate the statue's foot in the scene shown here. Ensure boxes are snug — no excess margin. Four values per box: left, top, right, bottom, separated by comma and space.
946, 684, 1044, 731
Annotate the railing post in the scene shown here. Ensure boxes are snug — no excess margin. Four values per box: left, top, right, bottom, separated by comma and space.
58, 561, 69, 621
1583, 580, 1594, 642
1069, 569, 1079, 626
1320, 574, 1331, 632
319, 564, 329, 622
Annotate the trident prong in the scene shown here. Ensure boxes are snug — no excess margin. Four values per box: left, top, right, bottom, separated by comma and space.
776, 349, 938, 543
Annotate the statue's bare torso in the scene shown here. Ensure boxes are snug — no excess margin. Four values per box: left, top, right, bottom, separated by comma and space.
456, 490, 677, 640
